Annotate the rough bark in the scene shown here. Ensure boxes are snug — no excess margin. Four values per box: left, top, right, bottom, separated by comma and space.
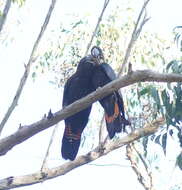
0, 69, 181, 156
0, 117, 164, 190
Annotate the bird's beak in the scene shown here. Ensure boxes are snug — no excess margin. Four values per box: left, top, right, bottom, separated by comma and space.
93, 57, 101, 65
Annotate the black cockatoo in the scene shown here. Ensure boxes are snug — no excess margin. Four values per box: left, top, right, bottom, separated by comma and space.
61, 55, 99, 161
91, 47, 130, 139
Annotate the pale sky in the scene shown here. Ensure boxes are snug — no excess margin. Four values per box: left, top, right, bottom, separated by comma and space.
0, 0, 181, 189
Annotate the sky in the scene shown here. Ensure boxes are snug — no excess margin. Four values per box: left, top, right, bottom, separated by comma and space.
0, 0, 182, 189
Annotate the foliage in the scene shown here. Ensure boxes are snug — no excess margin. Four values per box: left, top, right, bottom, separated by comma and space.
32, 3, 181, 152
133, 60, 182, 162
176, 152, 182, 170
32, 6, 170, 85
173, 26, 182, 51
12, 0, 26, 7
31, 4, 181, 187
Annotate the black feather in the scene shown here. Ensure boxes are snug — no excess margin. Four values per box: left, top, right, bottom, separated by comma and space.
61, 56, 98, 160
92, 63, 130, 138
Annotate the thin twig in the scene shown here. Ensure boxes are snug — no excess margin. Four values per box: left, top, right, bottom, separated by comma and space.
84, 0, 110, 56
131, 143, 154, 189
118, 0, 151, 76
126, 144, 150, 190
0, 0, 11, 33
0, 0, 57, 136
98, 115, 105, 144
40, 124, 59, 172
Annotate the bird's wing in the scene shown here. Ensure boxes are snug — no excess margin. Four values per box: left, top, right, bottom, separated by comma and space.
100, 63, 116, 81
62, 76, 72, 107
92, 63, 130, 138
101, 63, 126, 117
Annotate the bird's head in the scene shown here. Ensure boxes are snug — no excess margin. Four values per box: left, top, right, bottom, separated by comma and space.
91, 46, 105, 64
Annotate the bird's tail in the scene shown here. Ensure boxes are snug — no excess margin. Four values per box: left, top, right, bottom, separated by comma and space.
105, 102, 130, 139
61, 125, 82, 161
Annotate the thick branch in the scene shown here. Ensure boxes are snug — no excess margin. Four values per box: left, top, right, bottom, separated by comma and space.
0, 117, 164, 190
0, 0, 57, 135
0, 0, 11, 33
0, 70, 181, 156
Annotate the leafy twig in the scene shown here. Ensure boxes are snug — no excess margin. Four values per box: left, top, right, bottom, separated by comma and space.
0, 0, 57, 135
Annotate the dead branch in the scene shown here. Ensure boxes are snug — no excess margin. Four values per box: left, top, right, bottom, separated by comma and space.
0, 69, 181, 156
0, 0, 11, 33
0, 0, 57, 135
0, 117, 164, 190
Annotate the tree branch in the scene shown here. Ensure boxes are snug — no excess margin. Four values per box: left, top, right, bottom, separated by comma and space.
0, 117, 164, 190
84, 0, 110, 56
126, 143, 155, 190
0, 0, 57, 135
100, 0, 151, 144
118, 0, 151, 76
40, 124, 59, 172
0, 0, 11, 34
0, 69, 181, 156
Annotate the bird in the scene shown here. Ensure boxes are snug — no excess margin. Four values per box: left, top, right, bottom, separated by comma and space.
61, 55, 99, 161
91, 47, 130, 139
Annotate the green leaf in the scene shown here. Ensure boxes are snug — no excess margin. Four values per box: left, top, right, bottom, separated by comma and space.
162, 133, 167, 155
12, 0, 25, 7
150, 134, 155, 141
139, 87, 150, 96
154, 135, 161, 145
169, 129, 173, 136
166, 60, 177, 72
176, 153, 182, 170
71, 20, 83, 29
141, 55, 145, 64
161, 90, 170, 105
32, 72, 36, 79
150, 87, 161, 111
177, 129, 182, 148
96, 39, 101, 46
142, 137, 148, 157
